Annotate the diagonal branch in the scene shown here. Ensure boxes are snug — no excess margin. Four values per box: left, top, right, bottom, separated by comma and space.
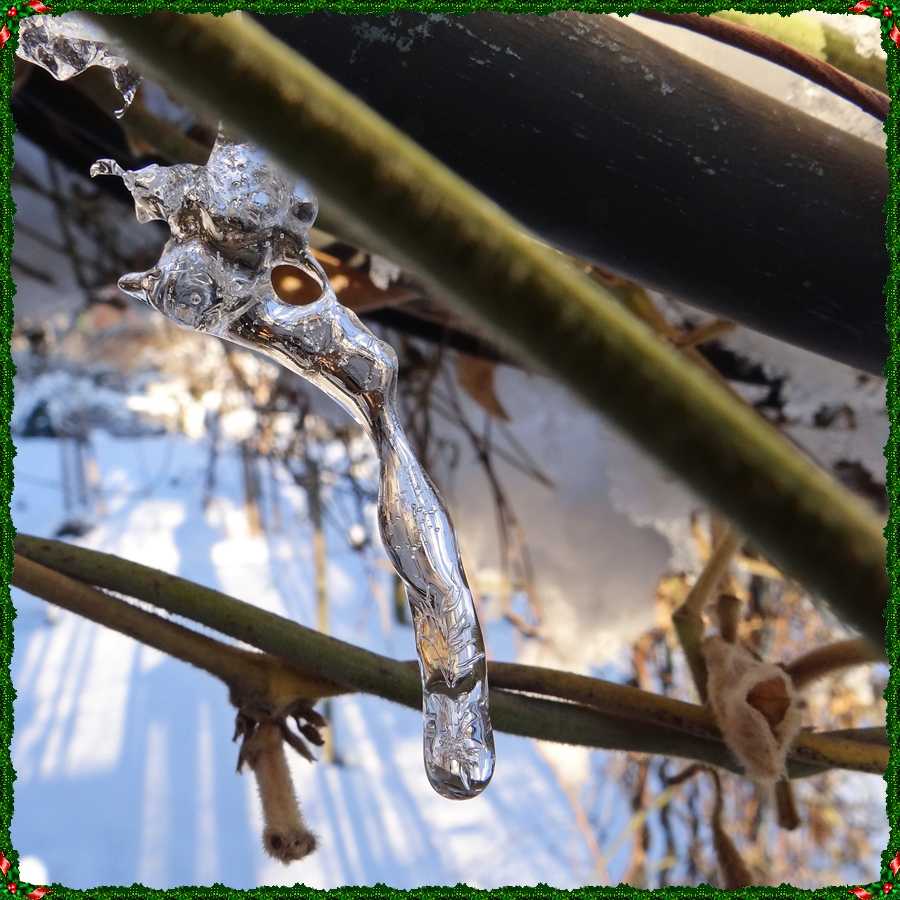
84, 12, 890, 655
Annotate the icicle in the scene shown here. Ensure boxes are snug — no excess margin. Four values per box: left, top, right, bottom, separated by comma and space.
91, 134, 495, 800
17, 12, 141, 117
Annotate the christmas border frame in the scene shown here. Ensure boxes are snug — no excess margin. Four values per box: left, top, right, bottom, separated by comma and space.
0, 0, 895, 898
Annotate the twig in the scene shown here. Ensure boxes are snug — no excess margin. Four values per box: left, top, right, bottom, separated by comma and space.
11, 553, 347, 707
673, 529, 742, 702
635, 11, 889, 121
713, 10, 887, 94
782, 638, 880, 690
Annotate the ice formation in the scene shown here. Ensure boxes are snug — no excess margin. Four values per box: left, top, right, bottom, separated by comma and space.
17, 12, 141, 117
91, 134, 495, 800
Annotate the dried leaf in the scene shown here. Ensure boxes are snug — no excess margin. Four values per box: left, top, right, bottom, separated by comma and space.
456, 353, 509, 421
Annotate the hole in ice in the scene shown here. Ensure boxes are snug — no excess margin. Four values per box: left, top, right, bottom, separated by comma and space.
271, 264, 324, 306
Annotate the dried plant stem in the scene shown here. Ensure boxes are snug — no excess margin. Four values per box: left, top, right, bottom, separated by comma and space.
12, 536, 887, 779
590, 271, 738, 396
89, 11, 890, 655
782, 638, 880, 690
716, 594, 743, 645
673, 319, 739, 349
673, 529, 742, 702
306, 454, 335, 764
774, 779, 802, 831
708, 769, 755, 889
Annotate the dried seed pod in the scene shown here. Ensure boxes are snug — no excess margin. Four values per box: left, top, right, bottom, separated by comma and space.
241, 721, 318, 863
702, 635, 802, 784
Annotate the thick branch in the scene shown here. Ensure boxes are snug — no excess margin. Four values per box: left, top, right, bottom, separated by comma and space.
86, 12, 889, 655
12, 537, 887, 779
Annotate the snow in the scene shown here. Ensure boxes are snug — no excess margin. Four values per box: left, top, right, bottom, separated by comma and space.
10, 431, 611, 889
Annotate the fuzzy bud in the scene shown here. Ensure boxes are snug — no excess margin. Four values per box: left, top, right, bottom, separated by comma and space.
241, 721, 318, 863
702, 635, 802, 784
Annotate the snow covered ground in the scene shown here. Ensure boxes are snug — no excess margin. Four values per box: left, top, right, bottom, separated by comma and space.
11, 430, 634, 890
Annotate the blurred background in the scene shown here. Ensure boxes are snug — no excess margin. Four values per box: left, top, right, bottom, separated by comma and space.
7, 9, 891, 891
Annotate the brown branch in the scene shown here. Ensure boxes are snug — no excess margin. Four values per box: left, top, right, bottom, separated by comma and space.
635, 11, 889, 122
782, 638, 880, 690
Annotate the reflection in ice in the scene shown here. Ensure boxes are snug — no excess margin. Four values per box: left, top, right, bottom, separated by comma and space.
17, 12, 141, 117
92, 134, 495, 800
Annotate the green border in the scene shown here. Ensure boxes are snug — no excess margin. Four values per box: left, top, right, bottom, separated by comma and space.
0, 1, 895, 897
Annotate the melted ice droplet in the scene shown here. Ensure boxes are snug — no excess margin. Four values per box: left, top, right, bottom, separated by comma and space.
17, 12, 141, 117
92, 133, 495, 799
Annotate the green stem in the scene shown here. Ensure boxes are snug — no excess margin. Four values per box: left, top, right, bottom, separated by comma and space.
13, 535, 886, 779
87, 12, 889, 654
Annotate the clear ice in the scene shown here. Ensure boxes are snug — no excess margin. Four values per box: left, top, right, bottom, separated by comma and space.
17, 12, 141, 117
91, 135, 496, 800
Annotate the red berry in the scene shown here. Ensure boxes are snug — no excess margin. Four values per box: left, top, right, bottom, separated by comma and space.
7, 884, 17, 894
885, 6, 894, 14
6, 7, 15, 16
884, 885, 894, 895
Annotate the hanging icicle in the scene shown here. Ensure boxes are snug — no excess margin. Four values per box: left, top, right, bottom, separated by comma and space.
16, 11, 141, 117
91, 133, 495, 800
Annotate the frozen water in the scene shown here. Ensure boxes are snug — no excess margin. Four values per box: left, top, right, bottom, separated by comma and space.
91, 133, 495, 800
16, 12, 141, 117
